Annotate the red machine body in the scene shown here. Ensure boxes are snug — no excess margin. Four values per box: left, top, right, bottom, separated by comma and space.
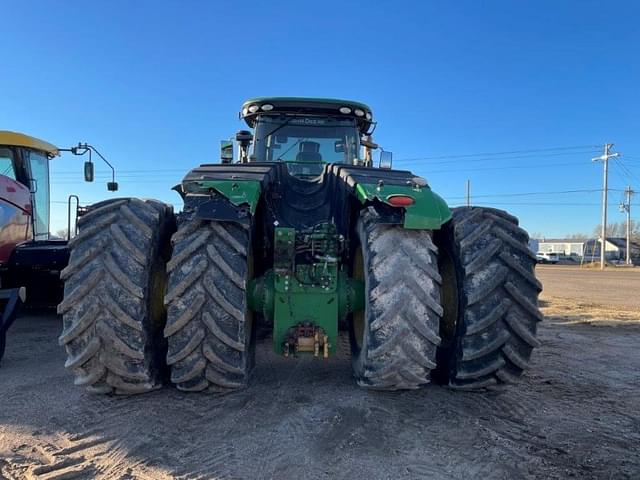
0, 175, 32, 265
0, 130, 115, 362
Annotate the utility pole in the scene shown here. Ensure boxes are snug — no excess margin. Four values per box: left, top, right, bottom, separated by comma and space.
592, 144, 619, 270
619, 186, 634, 265
465, 179, 471, 207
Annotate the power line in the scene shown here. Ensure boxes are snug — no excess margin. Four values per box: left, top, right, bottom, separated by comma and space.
49, 145, 602, 176
399, 160, 589, 175
450, 202, 604, 206
51, 189, 622, 202
396, 144, 601, 162
446, 188, 615, 200
396, 149, 601, 166
50, 153, 593, 179
610, 161, 634, 189
52, 168, 186, 175
49, 160, 631, 185
613, 158, 640, 186
49, 159, 595, 183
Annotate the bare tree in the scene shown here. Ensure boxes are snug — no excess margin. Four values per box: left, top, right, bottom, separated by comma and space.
593, 222, 626, 238
54, 228, 69, 239
566, 233, 588, 240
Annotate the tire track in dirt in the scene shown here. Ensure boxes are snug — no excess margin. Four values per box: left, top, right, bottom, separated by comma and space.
3, 435, 105, 480
3, 313, 640, 479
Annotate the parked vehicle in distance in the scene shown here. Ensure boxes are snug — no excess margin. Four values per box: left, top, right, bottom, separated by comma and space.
536, 252, 559, 264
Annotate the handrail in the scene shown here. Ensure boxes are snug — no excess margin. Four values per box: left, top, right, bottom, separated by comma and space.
67, 195, 80, 241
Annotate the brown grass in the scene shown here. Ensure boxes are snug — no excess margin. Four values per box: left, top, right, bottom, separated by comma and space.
541, 296, 640, 326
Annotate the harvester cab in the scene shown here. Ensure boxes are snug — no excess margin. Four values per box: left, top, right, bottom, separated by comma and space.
58, 97, 543, 395
0, 131, 117, 362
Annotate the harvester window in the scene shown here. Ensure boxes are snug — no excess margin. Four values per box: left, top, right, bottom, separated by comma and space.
0, 149, 16, 180
27, 150, 51, 241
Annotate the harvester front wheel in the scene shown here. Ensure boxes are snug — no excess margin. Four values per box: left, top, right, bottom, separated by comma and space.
164, 215, 254, 393
58, 198, 175, 394
436, 207, 543, 389
349, 208, 443, 390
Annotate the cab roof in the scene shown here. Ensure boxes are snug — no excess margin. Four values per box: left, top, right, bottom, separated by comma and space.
0, 131, 59, 156
240, 97, 374, 133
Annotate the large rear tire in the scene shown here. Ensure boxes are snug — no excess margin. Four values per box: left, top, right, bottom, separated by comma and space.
58, 198, 174, 394
437, 207, 543, 390
164, 215, 254, 393
349, 208, 443, 390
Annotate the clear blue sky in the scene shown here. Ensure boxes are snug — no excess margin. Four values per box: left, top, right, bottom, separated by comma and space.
2, 1, 639, 238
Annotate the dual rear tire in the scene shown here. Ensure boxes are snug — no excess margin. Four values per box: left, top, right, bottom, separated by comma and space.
349, 208, 443, 390
163, 214, 254, 393
434, 207, 543, 389
58, 198, 174, 394
348, 206, 542, 390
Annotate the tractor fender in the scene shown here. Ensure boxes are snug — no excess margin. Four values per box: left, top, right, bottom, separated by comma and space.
328, 164, 452, 230
178, 163, 276, 224
177, 163, 452, 230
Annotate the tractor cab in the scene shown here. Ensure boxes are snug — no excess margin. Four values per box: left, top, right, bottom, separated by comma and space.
224, 98, 390, 177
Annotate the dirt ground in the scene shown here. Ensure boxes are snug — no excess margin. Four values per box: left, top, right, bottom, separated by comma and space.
1, 266, 639, 479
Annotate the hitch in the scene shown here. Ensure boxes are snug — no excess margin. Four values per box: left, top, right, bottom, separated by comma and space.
283, 324, 330, 358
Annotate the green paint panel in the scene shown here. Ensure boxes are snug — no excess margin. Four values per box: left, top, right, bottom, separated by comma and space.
247, 226, 364, 356
198, 179, 261, 214
356, 182, 452, 229
272, 269, 339, 355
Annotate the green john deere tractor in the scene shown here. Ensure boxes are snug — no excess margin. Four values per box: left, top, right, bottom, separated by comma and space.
58, 97, 542, 394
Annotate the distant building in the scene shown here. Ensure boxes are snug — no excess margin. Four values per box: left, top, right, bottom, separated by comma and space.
531, 237, 639, 264
583, 238, 640, 264
537, 239, 585, 256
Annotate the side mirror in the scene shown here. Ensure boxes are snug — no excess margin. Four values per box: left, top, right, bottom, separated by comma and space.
84, 161, 94, 182
379, 151, 393, 169
220, 140, 234, 164
107, 182, 119, 191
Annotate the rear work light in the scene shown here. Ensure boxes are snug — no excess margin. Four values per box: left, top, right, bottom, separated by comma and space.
386, 195, 415, 207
